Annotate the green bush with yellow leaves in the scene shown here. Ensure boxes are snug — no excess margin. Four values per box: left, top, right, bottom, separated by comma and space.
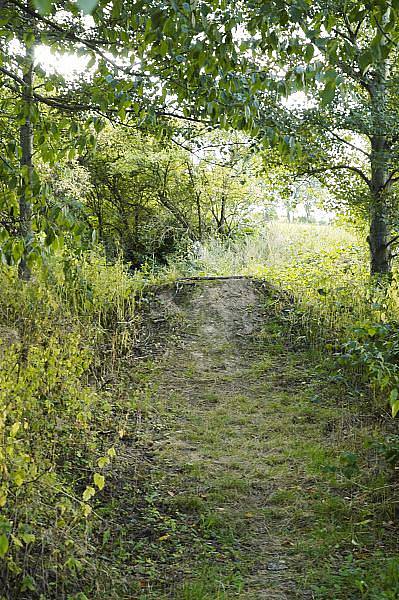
0, 250, 141, 599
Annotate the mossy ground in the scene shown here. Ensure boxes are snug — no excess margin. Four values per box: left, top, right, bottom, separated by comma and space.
94, 278, 398, 599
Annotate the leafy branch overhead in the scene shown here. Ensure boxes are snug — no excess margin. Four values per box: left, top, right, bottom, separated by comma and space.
33, 0, 99, 14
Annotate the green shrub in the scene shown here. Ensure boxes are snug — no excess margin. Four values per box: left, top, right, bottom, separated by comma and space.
0, 249, 144, 598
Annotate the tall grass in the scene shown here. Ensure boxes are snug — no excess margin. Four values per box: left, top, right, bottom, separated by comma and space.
252, 223, 370, 348
174, 223, 369, 342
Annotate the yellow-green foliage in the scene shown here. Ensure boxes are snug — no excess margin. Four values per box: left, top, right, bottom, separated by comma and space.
0, 251, 144, 598
251, 223, 370, 345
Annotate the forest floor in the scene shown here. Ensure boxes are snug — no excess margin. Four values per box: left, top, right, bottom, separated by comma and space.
97, 278, 397, 599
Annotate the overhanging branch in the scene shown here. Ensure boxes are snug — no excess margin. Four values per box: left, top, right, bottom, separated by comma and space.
299, 164, 371, 188
8, 0, 151, 80
326, 128, 370, 159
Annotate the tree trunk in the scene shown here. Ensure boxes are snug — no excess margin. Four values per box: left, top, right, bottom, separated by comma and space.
368, 16, 392, 277
217, 193, 227, 237
196, 192, 203, 241
369, 136, 391, 275
369, 201, 391, 275
18, 43, 34, 281
186, 162, 203, 241
368, 107, 391, 275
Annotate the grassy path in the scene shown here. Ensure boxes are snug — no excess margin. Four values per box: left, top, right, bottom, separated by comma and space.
101, 278, 397, 599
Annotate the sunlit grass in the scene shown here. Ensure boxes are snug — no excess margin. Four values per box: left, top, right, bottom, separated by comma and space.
165, 222, 399, 423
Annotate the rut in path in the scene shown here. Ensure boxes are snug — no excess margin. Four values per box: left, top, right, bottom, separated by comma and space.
142, 277, 315, 599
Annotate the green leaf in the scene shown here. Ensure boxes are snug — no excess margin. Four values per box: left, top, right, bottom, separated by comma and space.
392, 400, 399, 418
0, 534, 9, 558
77, 0, 98, 14
10, 421, 21, 437
305, 44, 314, 62
87, 54, 96, 69
390, 389, 399, 417
82, 486, 95, 501
358, 51, 373, 73
12, 240, 24, 263
12, 471, 24, 487
321, 81, 336, 106
93, 473, 105, 491
97, 456, 110, 468
33, 0, 51, 14
21, 576, 36, 592
21, 533, 35, 545
24, 31, 36, 48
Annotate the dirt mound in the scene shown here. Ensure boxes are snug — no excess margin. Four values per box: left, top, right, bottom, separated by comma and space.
144, 276, 268, 354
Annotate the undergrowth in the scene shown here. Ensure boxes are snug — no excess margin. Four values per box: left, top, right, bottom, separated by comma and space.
0, 250, 148, 599
1, 223, 399, 598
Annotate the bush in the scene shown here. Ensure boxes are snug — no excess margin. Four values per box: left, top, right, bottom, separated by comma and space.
0, 250, 144, 598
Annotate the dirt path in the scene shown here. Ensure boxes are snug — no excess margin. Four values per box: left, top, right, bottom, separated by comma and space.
133, 277, 329, 599
150, 278, 304, 599
101, 278, 392, 599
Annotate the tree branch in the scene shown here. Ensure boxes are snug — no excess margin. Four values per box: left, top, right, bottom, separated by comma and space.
326, 127, 370, 158
382, 170, 399, 189
385, 234, 399, 247
8, 0, 152, 79
8, 0, 110, 46
1, 65, 90, 110
373, 15, 397, 48
299, 164, 371, 187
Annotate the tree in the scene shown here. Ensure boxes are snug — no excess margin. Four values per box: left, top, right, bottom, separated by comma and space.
1, 0, 253, 277
195, 165, 258, 238
0, 3, 109, 277
244, 0, 399, 274
81, 127, 202, 264
78, 127, 263, 262
7, 0, 399, 277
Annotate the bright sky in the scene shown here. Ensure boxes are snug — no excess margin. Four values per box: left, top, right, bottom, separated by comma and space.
35, 45, 90, 79
276, 201, 332, 223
